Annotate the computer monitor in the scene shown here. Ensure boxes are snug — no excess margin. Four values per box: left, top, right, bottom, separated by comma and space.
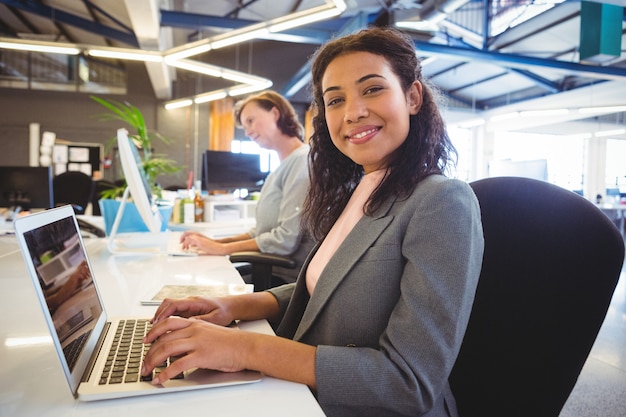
201, 150, 266, 193
0, 166, 54, 211
107, 129, 163, 253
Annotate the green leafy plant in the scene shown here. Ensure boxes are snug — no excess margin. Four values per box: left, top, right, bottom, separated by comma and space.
90, 95, 180, 199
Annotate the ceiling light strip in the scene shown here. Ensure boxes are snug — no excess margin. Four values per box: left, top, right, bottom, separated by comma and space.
210, 24, 270, 50
595, 129, 626, 138
268, 5, 342, 33
164, 79, 273, 110
519, 109, 569, 117
579, 105, 626, 114
0, 38, 80, 55
163, 1, 346, 60
87, 48, 163, 62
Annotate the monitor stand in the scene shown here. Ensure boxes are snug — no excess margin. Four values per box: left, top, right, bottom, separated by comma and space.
106, 187, 165, 255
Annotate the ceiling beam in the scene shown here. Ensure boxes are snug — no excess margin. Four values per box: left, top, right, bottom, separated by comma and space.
124, 0, 172, 99
414, 40, 626, 82
0, 0, 138, 46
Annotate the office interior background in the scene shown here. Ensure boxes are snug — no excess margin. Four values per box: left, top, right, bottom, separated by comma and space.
1, 1, 626, 416
0, 0, 625, 202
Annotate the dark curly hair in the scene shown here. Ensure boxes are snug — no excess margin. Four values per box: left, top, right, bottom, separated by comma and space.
234, 90, 304, 141
303, 26, 457, 240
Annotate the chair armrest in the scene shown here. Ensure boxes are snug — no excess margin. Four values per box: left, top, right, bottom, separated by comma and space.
229, 251, 297, 292
229, 251, 297, 269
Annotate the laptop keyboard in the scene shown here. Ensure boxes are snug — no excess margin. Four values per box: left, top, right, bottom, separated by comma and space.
99, 319, 183, 385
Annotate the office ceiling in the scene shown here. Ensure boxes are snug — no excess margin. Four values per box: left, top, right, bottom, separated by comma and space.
1, 0, 626, 137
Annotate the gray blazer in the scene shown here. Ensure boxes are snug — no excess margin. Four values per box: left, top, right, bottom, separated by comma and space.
269, 175, 484, 417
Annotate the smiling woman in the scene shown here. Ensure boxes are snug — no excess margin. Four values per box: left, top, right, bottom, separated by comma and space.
320, 51, 422, 173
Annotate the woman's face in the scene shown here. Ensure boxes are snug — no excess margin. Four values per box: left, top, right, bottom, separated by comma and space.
321, 51, 422, 173
239, 101, 281, 150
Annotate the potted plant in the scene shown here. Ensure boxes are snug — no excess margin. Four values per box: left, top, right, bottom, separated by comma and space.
90, 96, 181, 234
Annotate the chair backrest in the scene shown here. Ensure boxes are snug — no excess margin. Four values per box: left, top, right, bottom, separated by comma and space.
450, 176, 624, 417
53, 171, 95, 215
90, 179, 117, 216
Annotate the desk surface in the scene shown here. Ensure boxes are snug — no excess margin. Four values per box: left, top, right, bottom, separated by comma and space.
0, 234, 324, 416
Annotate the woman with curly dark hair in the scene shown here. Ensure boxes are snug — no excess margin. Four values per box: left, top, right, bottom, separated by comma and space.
142, 27, 484, 417
304, 27, 455, 241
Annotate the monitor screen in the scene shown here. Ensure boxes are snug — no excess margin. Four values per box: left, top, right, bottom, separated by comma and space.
201, 151, 267, 192
116, 129, 162, 233
0, 166, 54, 210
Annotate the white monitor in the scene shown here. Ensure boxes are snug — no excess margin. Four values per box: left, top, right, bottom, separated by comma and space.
107, 128, 163, 253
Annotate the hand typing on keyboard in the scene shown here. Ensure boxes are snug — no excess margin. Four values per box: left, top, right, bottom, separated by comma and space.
98, 319, 184, 385
141, 316, 247, 385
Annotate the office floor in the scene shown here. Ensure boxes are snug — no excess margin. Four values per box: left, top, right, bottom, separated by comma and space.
559, 261, 626, 417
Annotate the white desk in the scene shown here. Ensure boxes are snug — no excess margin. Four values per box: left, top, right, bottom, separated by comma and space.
0, 234, 325, 416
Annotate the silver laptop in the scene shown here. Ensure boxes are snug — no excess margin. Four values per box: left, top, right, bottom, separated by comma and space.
14, 205, 261, 401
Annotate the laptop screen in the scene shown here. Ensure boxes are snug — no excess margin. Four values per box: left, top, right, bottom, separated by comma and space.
21, 213, 103, 371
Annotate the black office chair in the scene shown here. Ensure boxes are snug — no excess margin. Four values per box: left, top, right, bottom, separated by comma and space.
53, 171, 95, 215
229, 251, 297, 291
449, 176, 624, 417
90, 179, 118, 216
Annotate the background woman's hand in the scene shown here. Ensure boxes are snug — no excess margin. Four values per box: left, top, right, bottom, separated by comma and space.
179, 231, 226, 255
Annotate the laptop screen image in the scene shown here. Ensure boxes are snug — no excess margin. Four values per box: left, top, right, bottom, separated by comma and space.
22, 213, 102, 372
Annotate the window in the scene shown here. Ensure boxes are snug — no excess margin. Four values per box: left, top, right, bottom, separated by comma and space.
606, 139, 626, 197
492, 131, 585, 191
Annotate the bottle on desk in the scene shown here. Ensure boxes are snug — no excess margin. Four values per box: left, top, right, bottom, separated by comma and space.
183, 190, 195, 224
194, 189, 205, 222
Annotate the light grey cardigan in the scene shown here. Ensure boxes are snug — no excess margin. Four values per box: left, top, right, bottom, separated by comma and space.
269, 175, 484, 417
248, 145, 314, 282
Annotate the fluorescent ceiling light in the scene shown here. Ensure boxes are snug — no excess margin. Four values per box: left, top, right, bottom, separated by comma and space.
519, 109, 569, 117
269, 5, 341, 33
211, 26, 270, 50
328, 0, 348, 12
167, 59, 223, 77
88, 48, 163, 62
419, 56, 437, 67
0, 38, 80, 55
195, 91, 228, 104
394, 20, 440, 32
458, 118, 485, 128
220, 69, 270, 85
168, 59, 272, 87
228, 83, 272, 97
164, 79, 272, 110
164, 99, 194, 110
164, 42, 212, 62
164, 1, 345, 60
578, 106, 626, 114
490, 112, 520, 122
595, 129, 626, 138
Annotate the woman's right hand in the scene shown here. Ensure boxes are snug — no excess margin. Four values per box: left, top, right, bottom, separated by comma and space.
151, 296, 236, 327
179, 231, 228, 255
